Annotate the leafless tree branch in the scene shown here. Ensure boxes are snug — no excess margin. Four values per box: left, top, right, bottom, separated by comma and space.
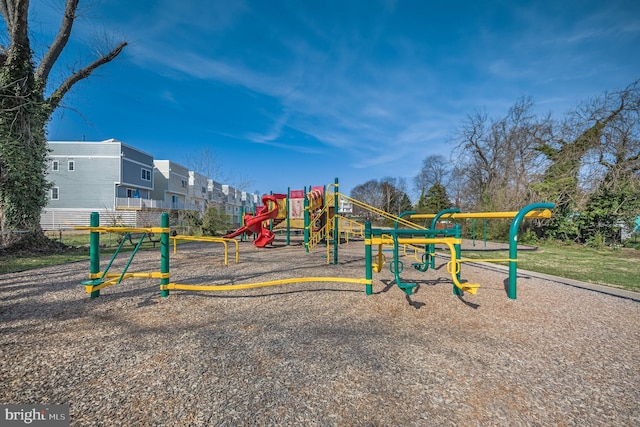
35, 0, 79, 83
46, 40, 127, 110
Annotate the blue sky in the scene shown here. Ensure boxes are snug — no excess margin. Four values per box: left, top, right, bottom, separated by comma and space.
28, 0, 640, 198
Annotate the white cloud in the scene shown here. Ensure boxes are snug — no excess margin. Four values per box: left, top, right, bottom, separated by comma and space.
115, 0, 640, 177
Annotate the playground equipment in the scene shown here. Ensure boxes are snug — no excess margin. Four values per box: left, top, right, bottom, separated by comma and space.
170, 235, 239, 265
273, 185, 329, 251
364, 227, 481, 296
360, 209, 479, 297
409, 203, 554, 299
75, 212, 171, 298
76, 179, 553, 301
224, 194, 286, 247
77, 211, 370, 298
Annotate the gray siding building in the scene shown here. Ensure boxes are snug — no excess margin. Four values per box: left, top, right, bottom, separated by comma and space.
42, 139, 155, 228
151, 160, 194, 210
41, 139, 260, 230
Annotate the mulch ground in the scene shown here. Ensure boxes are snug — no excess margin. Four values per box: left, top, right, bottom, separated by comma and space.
1, 236, 638, 426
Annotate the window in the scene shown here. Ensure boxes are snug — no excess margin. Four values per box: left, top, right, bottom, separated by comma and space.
68, 160, 75, 171
141, 168, 151, 181
51, 160, 59, 171
51, 187, 59, 200
181, 179, 188, 188
127, 189, 134, 198
201, 186, 206, 194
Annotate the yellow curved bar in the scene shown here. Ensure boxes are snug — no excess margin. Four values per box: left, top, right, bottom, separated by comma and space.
410, 209, 552, 220
446, 261, 458, 275
84, 281, 112, 293
85, 271, 171, 293
401, 243, 426, 262
390, 237, 479, 294
90, 271, 169, 280
163, 276, 371, 292
171, 235, 239, 265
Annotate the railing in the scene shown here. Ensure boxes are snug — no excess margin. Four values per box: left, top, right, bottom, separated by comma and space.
115, 198, 200, 211
308, 202, 331, 251
337, 193, 426, 230
336, 215, 365, 239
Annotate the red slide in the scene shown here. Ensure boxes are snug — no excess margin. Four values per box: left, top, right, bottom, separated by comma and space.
224, 194, 281, 247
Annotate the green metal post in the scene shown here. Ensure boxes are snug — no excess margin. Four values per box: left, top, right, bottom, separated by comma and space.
364, 221, 372, 295
430, 208, 461, 269
286, 187, 291, 246
471, 218, 476, 247
304, 187, 310, 252
453, 223, 463, 296
89, 212, 100, 298
508, 202, 554, 299
160, 212, 170, 298
333, 177, 339, 264
483, 219, 487, 248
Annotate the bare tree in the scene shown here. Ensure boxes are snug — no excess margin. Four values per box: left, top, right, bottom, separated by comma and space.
454, 97, 551, 211
414, 154, 450, 198
533, 90, 628, 211
574, 80, 640, 243
594, 80, 640, 193
0, 0, 127, 248
183, 146, 254, 192
350, 179, 384, 221
350, 177, 411, 220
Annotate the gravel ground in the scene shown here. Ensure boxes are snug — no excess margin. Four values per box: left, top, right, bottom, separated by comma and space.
1, 237, 638, 426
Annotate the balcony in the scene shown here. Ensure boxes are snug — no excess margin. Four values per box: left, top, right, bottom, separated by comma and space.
116, 198, 200, 211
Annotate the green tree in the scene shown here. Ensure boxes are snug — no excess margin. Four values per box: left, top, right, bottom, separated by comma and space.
396, 192, 413, 215
577, 187, 640, 245
202, 206, 232, 236
413, 154, 450, 197
181, 211, 203, 236
0, 0, 126, 248
415, 183, 452, 214
533, 82, 634, 241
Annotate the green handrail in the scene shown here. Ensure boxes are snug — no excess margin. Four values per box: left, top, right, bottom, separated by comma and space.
508, 202, 554, 299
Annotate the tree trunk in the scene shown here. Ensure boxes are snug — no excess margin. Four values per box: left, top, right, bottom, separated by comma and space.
0, 41, 50, 248
0, 0, 126, 250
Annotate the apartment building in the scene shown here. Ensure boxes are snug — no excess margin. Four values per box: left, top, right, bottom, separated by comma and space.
189, 170, 209, 214
150, 160, 195, 211
42, 139, 156, 228
41, 139, 259, 230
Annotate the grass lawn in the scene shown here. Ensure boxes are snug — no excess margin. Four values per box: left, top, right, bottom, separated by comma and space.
0, 232, 159, 274
461, 243, 640, 292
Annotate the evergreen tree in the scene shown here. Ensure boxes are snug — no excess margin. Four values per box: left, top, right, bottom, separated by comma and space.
415, 183, 452, 214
